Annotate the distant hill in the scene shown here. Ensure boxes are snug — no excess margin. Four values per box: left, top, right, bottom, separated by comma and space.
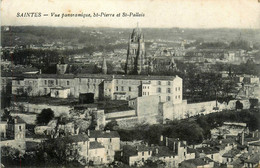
1, 26, 260, 47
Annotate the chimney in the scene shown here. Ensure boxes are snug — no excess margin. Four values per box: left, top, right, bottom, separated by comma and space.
39, 69, 42, 74
155, 148, 159, 154
166, 137, 168, 147
87, 130, 90, 136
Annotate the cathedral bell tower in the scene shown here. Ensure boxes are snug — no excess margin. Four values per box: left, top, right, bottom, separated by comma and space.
125, 23, 145, 74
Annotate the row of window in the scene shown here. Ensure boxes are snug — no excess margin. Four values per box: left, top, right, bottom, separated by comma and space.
158, 81, 172, 86
157, 88, 172, 93
116, 86, 132, 92
79, 78, 101, 83
44, 80, 70, 86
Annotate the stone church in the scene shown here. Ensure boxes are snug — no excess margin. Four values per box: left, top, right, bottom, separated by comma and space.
125, 24, 146, 74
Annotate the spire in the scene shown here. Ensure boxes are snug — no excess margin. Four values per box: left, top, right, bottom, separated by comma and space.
102, 57, 107, 74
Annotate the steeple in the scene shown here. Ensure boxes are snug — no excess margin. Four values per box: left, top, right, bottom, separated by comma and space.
102, 57, 107, 74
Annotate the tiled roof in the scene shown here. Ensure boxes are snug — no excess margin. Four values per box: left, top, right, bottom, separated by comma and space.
89, 130, 120, 138
89, 141, 104, 149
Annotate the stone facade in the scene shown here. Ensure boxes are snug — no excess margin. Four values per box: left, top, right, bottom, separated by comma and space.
125, 24, 146, 74
11, 74, 183, 105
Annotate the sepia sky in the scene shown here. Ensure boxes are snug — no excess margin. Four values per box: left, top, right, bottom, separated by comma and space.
1, 0, 260, 29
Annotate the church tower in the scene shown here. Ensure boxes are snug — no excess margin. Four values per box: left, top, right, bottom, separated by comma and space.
56, 57, 68, 74
125, 23, 145, 74
102, 57, 107, 74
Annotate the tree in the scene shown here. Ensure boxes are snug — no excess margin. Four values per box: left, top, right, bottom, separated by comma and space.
36, 108, 54, 125
236, 101, 243, 110
1, 108, 12, 121
104, 119, 118, 131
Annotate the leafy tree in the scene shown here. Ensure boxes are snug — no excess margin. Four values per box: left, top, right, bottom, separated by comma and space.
104, 119, 118, 131
36, 108, 54, 125
236, 101, 243, 110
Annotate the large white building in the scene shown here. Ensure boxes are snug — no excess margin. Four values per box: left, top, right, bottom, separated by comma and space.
10, 74, 183, 104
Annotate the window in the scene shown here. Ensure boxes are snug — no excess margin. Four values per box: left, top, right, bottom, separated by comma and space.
67, 81, 70, 85
142, 158, 144, 162
148, 151, 151, 155
158, 81, 161, 85
129, 87, 131, 91
167, 88, 171, 93
178, 87, 180, 91
116, 80, 118, 84
121, 86, 124, 91
147, 92, 149, 95
56, 80, 58, 85
116, 86, 118, 91
44, 80, 47, 85
44, 88, 47, 94
178, 95, 180, 99
167, 96, 171, 101
175, 87, 177, 91
168, 81, 171, 85
19, 126, 22, 131
142, 152, 144, 156
110, 138, 112, 143
157, 87, 161, 93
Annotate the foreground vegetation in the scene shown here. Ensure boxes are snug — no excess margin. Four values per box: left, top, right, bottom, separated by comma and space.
117, 108, 260, 145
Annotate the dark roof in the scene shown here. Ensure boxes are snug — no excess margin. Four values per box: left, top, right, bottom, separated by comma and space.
9, 73, 178, 81
89, 130, 120, 138
249, 141, 260, 146
13, 116, 26, 124
89, 141, 104, 149
123, 145, 138, 157
181, 157, 214, 167
222, 149, 241, 158
196, 147, 219, 155
187, 147, 197, 154
244, 153, 260, 164
153, 146, 176, 157
136, 144, 153, 152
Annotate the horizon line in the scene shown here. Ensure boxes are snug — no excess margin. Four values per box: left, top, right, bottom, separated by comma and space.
2, 25, 260, 30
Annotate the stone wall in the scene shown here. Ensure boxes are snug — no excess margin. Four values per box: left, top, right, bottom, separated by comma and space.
10, 113, 37, 125
11, 101, 72, 117
106, 116, 139, 129
161, 99, 251, 122
105, 110, 136, 119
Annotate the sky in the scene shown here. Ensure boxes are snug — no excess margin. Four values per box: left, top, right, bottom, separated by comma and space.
1, 0, 260, 29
